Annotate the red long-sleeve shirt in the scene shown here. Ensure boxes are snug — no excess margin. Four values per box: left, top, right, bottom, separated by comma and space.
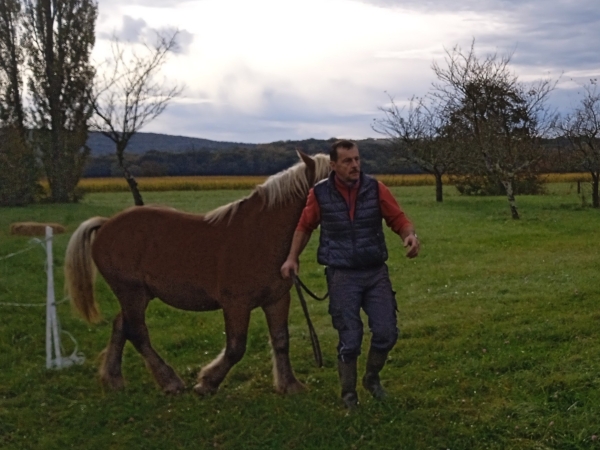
296, 176, 413, 236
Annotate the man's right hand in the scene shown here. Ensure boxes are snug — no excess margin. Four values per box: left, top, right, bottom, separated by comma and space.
280, 258, 299, 279
280, 230, 311, 279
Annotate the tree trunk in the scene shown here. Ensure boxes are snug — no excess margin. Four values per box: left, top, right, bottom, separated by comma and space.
42, 0, 67, 203
434, 172, 443, 202
123, 166, 144, 206
592, 172, 599, 208
501, 179, 520, 219
117, 142, 144, 206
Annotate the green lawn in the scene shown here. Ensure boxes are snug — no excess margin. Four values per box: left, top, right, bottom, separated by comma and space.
1, 183, 599, 449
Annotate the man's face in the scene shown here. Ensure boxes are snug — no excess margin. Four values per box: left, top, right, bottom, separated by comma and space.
330, 145, 361, 183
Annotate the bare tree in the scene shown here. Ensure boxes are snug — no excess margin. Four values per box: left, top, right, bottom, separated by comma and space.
432, 40, 557, 219
89, 31, 183, 206
373, 95, 456, 202
23, 0, 97, 203
559, 80, 600, 207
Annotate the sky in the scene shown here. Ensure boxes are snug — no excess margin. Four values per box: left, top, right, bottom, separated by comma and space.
93, 0, 600, 144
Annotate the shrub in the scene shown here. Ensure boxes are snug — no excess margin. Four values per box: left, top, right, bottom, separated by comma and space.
453, 172, 546, 196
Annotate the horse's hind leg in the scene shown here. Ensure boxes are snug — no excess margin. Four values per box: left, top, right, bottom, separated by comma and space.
263, 292, 305, 394
99, 312, 126, 389
111, 281, 185, 394
194, 306, 251, 396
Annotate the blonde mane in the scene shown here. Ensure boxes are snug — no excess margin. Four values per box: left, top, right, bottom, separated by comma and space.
205, 153, 330, 225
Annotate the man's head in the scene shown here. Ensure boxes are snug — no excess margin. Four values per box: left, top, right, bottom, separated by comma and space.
330, 139, 360, 184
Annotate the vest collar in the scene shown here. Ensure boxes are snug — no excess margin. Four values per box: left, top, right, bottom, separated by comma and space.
330, 171, 363, 192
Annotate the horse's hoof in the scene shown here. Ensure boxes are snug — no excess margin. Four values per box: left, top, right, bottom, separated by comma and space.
193, 381, 218, 396
163, 378, 185, 395
281, 380, 306, 395
100, 374, 125, 390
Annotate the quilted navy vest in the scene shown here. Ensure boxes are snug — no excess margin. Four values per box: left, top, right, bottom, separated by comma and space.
314, 172, 388, 269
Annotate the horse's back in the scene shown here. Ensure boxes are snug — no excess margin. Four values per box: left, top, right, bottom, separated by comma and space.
93, 206, 209, 259
91, 206, 225, 309
91, 201, 293, 311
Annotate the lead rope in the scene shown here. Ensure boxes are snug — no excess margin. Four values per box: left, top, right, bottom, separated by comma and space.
292, 273, 328, 368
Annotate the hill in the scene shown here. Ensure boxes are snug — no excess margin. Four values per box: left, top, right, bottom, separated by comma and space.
81, 135, 412, 177
86, 132, 256, 156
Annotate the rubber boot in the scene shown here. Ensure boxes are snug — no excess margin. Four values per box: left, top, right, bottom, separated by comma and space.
337, 358, 358, 409
362, 349, 388, 400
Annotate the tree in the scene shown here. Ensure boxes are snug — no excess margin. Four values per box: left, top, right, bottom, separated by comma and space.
0, 0, 24, 130
0, 127, 40, 205
559, 80, 600, 207
373, 95, 456, 202
23, 0, 97, 203
0, 0, 38, 205
89, 31, 183, 206
431, 41, 557, 219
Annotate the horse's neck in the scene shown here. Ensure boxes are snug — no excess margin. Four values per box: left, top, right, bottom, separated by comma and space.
238, 192, 307, 243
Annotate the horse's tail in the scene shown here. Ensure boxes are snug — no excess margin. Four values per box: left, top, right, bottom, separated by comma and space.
64, 217, 108, 323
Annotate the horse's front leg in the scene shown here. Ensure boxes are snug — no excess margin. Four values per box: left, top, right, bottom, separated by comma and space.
262, 292, 305, 394
194, 305, 251, 396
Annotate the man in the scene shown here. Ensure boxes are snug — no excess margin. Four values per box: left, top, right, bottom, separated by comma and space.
281, 139, 419, 408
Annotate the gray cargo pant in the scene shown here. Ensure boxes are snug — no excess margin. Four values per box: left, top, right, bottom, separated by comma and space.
326, 264, 399, 362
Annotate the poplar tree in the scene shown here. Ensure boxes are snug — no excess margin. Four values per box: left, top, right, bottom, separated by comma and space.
0, 0, 37, 206
23, 0, 97, 203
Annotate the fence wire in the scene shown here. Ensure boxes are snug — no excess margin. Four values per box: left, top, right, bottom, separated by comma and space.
1, 232, 84, 369
0, 236, 57, 307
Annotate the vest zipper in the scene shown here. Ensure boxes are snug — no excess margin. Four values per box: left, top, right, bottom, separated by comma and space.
333, 184, 356, 261
346, 186, 356, 262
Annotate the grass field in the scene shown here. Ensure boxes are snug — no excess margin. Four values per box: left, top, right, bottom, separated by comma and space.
1, 182, 599, 449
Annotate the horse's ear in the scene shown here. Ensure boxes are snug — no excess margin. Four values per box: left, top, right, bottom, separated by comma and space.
297, 150, 316, 173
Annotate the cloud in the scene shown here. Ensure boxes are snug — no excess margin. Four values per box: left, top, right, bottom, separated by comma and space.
171, 30, 194, 55
99, 15, 195, 54
143, 83, 383, 144
153, 27, 195, 55
112, 15, 147, 42
93, 0, 600, 142
482, 2, 600, 69
355, 0, 600, 120
354, 0, 584, 15
354, 0, 521, 13
100, 0, 192, 7
356, 0, 600, 73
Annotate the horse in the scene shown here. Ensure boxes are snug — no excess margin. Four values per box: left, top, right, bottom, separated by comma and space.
64, 151, 330, 395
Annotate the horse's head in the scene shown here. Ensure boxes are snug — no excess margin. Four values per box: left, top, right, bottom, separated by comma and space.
297, 151, 330, 187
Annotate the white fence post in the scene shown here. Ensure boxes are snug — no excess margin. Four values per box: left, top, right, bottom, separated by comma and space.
44, 226, 84, 369
45, 226, 53, 368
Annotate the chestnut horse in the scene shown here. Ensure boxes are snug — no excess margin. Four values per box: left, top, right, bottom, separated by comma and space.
64, 152, 330, 395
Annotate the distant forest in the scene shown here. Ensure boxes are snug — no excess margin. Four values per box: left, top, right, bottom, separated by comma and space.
82, 138, 422, 177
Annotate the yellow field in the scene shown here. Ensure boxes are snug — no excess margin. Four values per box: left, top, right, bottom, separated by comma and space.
59, 172, 594, 193
537, 173, 593, 184
377, 173, 593, 187
74, 176, 268, 193
375, 174, 449, 186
